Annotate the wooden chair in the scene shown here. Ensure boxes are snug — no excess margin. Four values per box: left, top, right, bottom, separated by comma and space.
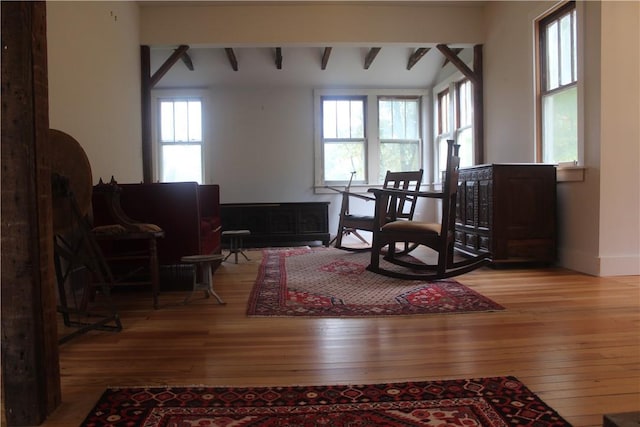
367, 140, 491, 279
332, 169, 423, 251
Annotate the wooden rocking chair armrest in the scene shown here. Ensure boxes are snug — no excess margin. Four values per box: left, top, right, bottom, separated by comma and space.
368, 187, 444, 199
326, 186, 376, 202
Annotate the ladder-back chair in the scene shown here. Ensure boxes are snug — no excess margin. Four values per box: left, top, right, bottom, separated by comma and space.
367, 140, 490, 279
333, 169, 423, 251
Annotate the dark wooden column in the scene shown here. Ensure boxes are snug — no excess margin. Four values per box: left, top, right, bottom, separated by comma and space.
140, 45, 153, 183
472, 44, 484, 166
140, 44, 190, 183
1, 1, 62, 425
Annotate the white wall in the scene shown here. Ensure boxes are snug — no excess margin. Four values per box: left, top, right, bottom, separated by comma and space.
484, 0, 639, 276
47, 1, 142, 184
139, 3, 485, 46
598, 1, 640, 276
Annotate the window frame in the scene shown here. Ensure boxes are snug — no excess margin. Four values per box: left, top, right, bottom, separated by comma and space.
314, 88, 428, 192
536, 0, 580, 166
151, 89, 209, 184
433, 76, 474, 179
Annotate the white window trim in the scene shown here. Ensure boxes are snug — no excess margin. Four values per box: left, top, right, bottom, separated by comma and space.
313, 88, 429, 194
151, 88, 210, 184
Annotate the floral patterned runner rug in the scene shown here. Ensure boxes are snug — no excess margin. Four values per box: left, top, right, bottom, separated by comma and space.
80, 377, 571, 426
247, 247, 504, 317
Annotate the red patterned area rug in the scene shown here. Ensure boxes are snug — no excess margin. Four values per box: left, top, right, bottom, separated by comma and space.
247, 247, 503, 317
80, 377, 571, 426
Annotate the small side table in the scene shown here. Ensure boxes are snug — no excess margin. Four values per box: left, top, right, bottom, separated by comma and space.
222, 229, 251, 263
180, 254, 225, 304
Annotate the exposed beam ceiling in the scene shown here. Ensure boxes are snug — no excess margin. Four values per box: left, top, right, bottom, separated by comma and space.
225, 47, 238, 71
364, 47, 381, 70
407, 47, 429, 70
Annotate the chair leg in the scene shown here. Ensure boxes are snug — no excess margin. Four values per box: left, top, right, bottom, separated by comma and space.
334, 226, 344, 248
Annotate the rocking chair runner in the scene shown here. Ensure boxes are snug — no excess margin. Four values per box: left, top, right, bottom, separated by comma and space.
367, 140, 491, 280
332, 169, 423, 251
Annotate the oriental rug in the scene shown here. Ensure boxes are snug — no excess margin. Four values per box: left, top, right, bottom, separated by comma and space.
247, 247, 503, 317
80, 377, 572, 426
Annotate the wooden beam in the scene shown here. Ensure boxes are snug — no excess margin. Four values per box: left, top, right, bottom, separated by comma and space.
364, 47, 381, 70
473, 44, 484, 165
181, 52, 194, 71
436, 44, 478, 85
225, 48, 238, 71
1, 2, 61, 424
407, 47, 430, 70
442, 48, 463, 68
140, 45, 153, 183
275, 47, 282, 70
321, 47, 332, 70
150, 44, 189, 87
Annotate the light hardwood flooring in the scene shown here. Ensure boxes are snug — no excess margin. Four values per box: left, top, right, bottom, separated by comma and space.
31, 247, 640, 426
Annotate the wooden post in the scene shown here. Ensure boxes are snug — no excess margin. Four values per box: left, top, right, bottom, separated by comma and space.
473, 44, 484, 165
141, 45, 152, 183
1, 1, 62, 425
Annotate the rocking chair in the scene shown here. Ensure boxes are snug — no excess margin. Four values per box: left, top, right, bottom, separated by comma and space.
332, 169, 423, 251
367, 140, 491, 280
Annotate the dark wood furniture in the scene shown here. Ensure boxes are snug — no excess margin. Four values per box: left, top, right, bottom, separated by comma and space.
367, 140, 490, 279
455, 163, 557, 264
333, 169, 423, 251
220, 202, 330, 247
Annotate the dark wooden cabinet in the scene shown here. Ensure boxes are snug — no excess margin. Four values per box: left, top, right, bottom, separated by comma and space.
455, 164, 557, 264
221, 202, 330, 247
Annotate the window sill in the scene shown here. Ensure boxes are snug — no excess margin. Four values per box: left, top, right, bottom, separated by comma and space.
556, 165, 585, 182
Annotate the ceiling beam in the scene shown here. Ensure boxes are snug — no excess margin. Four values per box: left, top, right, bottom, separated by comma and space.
441, 48, 463, 68
407, 47, 430, 70
321, 47, 332, 70
275, 47, 282, 70
225, 48, 238, 71
150, 44, 189, 87
364, 47, 381, 70
437, 44, 477, 85
181, 52, 194, 71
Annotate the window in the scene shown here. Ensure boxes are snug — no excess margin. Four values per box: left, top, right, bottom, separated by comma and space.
455, 79, 473, 169
315, 89, 425, 188
538, 1, 578, 164
321, 97, 366, 182
435, 89, 451, 176
156, 96, 204, 183
378, 97, 421, 183
434, 78, 473, 177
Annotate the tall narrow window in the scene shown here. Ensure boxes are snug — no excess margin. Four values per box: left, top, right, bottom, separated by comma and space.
538, 1, 577, 164
321, 96, 366, 183
158, 97, 203, 183
434, 79, 473, 177
436, 89, 451, 176
456, 79, 473, 168
378, 97, 421, 182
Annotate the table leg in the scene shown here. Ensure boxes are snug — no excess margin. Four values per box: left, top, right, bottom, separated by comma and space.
202, 262, 225, 304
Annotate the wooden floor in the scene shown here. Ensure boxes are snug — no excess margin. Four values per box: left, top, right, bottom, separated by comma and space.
32, 247, 640, 426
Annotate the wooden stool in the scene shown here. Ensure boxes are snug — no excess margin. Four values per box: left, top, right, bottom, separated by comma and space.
222, 230, 250, 263
180, 254, 225, 304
